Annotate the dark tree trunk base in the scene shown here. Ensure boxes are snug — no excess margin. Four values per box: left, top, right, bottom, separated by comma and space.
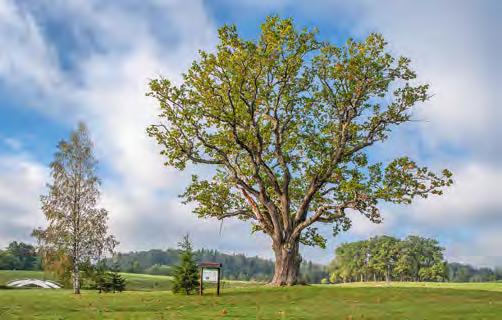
269, 240, 301, 286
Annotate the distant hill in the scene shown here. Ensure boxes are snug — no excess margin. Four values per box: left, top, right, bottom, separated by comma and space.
109, 248, 328, 283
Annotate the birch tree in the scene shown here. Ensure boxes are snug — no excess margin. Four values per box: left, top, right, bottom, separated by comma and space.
33, 122, 116, 294
147, 16, 453, 285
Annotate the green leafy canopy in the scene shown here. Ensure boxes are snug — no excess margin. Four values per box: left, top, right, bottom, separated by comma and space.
147, 16, 453, 248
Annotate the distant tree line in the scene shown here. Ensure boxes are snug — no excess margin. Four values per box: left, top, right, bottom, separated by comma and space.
448, 262, 502, 282
109, 248, 327, 283
0, 241, 326, 283
2, 240, 500, 284
329, 236, 449, 283
0, 241, 40, 270
328, 235, 502, 283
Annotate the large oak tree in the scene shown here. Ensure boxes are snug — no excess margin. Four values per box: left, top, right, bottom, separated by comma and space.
147, 17, 452, 285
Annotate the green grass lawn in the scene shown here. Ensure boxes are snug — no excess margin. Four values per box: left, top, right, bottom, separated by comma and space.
0, 284, 501, 319
335, 281, 502, 293
1, 271, 502, 319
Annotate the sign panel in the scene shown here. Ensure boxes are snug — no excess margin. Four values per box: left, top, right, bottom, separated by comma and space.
202, 269, 218, 283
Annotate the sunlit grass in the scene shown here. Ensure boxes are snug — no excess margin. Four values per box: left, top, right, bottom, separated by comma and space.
1, 276, 502, 319
331, 281, 502, 292
2, 271, 501, 319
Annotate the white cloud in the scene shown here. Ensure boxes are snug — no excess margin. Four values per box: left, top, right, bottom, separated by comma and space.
346, 209, 395, 237
448, 230, 502, 267
408, 164, 502, 226
0, 154, 47, 246
0, 0, 62, 97
1, 137, 23, 151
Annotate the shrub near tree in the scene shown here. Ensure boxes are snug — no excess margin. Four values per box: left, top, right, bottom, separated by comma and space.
93, 262, 126, 293
172, 235, 199, 295
147, 16, 453, 286
110, 263, 126, 292
93, 263, 112, 293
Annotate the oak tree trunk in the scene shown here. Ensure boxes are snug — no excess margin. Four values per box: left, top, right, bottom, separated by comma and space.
270, 239, 301, 286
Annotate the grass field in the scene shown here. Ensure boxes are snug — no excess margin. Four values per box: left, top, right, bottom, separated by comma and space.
1, 271, 502, 319
336, 280, 502, 293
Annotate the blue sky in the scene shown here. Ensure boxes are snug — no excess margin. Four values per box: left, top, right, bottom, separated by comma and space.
1, 0, 501, 266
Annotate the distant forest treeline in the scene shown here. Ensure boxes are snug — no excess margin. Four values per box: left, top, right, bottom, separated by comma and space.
1, 240, 501, 283
109, 248, 328, 283
328, 235, 502, 283
329, 236, 448, 283
448, 262, 501, 282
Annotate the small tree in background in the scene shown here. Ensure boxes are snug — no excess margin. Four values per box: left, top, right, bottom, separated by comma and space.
93, 263, 112, 293
93, 261, 126, 293
110, 263, 126, 292
171, 234, 199, 295
32, 122, 117, 294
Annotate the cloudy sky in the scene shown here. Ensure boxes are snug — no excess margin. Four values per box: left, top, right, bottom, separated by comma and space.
1, 0, 501, 267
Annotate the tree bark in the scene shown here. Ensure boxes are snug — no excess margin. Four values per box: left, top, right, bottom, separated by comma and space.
72, 264, 80, 294
270, 239, 301, 286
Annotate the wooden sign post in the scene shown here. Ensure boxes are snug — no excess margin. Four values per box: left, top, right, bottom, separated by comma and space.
198, 262, 222, 296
